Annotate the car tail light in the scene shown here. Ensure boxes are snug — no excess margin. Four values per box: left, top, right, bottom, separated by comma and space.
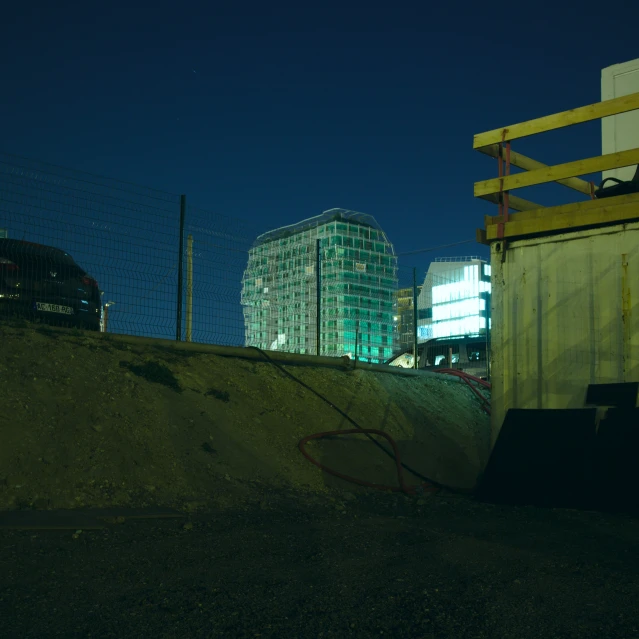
0, 258, 18, 271
82, 276, 98, 288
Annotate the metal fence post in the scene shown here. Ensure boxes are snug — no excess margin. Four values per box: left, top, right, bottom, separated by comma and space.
176, 194, 186, 341
412, 267, 418, 369
480, 264, 492, 381
186, 233, 194, 343
316, 238, 321, 357
485, 290, 492, 381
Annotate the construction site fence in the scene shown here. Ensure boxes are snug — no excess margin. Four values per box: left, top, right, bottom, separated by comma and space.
0, 153, 488, 366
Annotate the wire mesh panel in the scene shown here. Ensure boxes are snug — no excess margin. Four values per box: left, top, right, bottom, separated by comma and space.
0, 153, 181, 339
182, 206, 259, 345
0, 153, 493, 371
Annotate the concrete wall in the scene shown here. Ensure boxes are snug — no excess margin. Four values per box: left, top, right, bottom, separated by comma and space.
602, 58, 639, 183
489, 222, 639, 442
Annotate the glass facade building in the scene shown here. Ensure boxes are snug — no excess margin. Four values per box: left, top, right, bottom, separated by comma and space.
417, 257, 491, 341
241, 208, 398, 363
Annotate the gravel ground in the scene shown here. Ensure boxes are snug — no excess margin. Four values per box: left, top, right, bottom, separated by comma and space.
2, 491, 638, 639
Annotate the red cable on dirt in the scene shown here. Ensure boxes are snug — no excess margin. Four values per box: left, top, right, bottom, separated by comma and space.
298, 428, 441, 496
298, 370, 491, 496
435, 368, 491, 415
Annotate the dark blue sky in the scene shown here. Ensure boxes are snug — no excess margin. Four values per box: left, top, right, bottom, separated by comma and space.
1, 1, 638, 274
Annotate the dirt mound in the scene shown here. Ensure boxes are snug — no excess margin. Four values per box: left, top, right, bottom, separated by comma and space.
0, 323, 490, 512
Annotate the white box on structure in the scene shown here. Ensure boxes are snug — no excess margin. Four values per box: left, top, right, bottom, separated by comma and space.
602, 58, 639, 183
489, 221, 639, 442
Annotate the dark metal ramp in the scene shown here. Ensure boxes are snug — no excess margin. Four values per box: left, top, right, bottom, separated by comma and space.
476, 408, 597, 509
592, 407, 639, 513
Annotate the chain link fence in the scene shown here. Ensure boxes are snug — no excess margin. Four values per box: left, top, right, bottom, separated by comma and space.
0, 153, 182, 338
0, 153, 490, 372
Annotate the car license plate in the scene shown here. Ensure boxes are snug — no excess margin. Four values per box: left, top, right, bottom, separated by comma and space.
36, 302, 73, 315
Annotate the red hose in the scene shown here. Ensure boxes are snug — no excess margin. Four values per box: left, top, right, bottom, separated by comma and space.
298, 369, 491, 495
298, 428, 440, 495
435, 368, 491, 415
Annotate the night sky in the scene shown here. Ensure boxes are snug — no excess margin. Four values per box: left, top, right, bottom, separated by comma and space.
1, 2, 638, 281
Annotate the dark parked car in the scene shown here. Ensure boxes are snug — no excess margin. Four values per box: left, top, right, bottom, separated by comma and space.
0, 239, 101, 331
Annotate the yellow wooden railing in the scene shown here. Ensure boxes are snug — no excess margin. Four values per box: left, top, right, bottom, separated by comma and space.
474, 92, 639, 243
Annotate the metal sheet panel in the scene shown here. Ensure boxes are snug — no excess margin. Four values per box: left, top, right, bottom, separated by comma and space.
490, 222, 639, 442
602, 58, 639, 183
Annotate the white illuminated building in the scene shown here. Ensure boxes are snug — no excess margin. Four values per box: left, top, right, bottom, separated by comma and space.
417, 257, 491, 341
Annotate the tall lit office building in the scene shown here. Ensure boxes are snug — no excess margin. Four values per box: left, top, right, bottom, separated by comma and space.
417, 257, 491, 341
241, 208, 398, 363
394, 285, 422, 350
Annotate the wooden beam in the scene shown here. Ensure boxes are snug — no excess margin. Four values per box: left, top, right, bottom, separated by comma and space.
476, 228, 489, 245
485, 193, 603, 226
474, 148, 639, 197
484, 192, 639, 241
473, 91, 639, 148
478, 144, 592, 196
478, 192, 544, 212
476, 229, 489, 245
484, 194, 616, 228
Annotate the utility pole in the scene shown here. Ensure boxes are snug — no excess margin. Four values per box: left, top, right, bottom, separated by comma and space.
176, 194, 186, 341
412, 267, 418, 369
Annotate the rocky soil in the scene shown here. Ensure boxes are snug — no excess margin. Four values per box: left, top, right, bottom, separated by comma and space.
0, 323, 490, 512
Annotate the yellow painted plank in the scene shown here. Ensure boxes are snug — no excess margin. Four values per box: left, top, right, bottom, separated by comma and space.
478, 192, 543, 212
484, 192, 639, 240
485, 191, 639, 226
474, 148, 639, 197
478, 144, 592, 195
484, 194, 612, 226
473, 91, 639, 148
